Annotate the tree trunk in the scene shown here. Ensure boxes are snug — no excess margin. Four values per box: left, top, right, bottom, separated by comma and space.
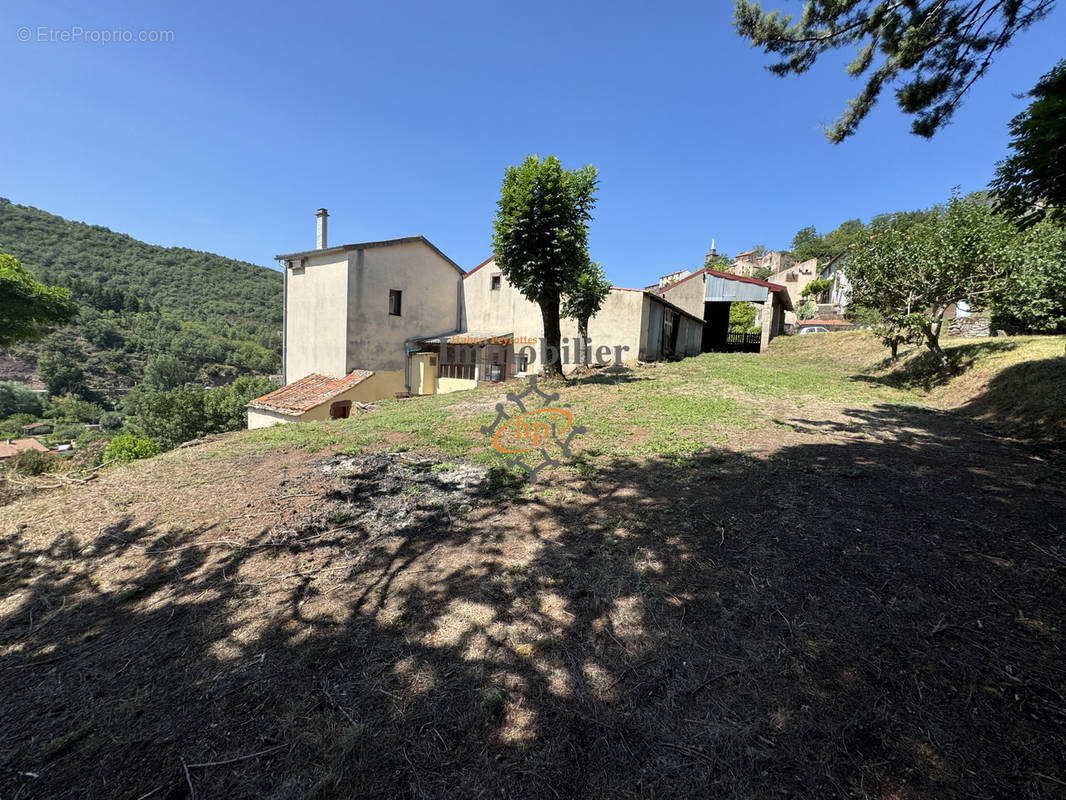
578, 318, 590, 368
540, 298, 563, 378
890, 340, 899, 360
922, 326, 957, 374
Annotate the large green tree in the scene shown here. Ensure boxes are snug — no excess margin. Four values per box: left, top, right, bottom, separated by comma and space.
991, 220, 1066, 331
0, 253, 78, 346
734, 0, 1055, 142
562, 261, 612, 368
846, 193, 1013, 371
492, 155, 598, 377
991, 59, 1066, 227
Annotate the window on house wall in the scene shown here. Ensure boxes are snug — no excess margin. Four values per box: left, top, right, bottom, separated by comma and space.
330, 401, 351, 420
389, 289, 402, 316
490, 274, 501, 291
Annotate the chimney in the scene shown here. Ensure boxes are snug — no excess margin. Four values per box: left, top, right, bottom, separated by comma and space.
315, 208, 329, 250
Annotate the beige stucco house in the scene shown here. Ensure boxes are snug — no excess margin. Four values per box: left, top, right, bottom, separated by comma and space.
247, 211, 780, 427
765, 258, 819, 312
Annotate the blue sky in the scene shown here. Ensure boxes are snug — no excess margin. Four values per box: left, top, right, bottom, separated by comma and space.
2, 0, 1063, 289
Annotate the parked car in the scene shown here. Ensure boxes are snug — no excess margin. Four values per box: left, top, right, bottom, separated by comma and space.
799, 326, 829, 335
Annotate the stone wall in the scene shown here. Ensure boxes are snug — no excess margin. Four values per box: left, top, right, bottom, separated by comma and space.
947, 315, 991, 338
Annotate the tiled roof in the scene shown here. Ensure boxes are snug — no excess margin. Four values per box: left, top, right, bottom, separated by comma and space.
247, 371, 374, 415
0, 438, 48, 459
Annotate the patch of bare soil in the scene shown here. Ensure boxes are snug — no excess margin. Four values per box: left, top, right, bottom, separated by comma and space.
1, 406, 1065, 799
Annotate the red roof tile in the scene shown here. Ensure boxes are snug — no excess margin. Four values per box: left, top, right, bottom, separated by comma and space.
247, 371, 374, 414
0, 438, 48, 459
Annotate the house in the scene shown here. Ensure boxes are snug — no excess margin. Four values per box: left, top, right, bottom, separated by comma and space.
651, 267, 792, 352
248, 371, 377, 428
732, 249, 793, 278
248, 209, 466, 428
0, 438, 48, 460
21, 421, 53, 435
462, 257, 704, 376
813, 251, 851, 315
246, 210, 778, 427
765, 257, 820, 323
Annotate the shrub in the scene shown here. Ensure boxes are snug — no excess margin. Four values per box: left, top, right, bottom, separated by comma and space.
103, 434, 159, 463
9, 448, 57, 476
71, 440, 109, 470
728, 302, 758, 332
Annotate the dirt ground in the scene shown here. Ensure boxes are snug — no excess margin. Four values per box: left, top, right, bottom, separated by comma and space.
1, 401, 1064, 799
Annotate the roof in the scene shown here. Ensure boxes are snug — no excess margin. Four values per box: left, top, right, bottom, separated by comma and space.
22, 421, 51, 430
465, 254, 496, 277
797, 319, 853, 326
418, 330, 513, 345
247, 371, 375, 415
276, 236, 464, 275
654, 267, 788, 296
0, 438, 48, 459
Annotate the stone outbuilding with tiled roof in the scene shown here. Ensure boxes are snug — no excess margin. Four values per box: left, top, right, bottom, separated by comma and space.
246, 370, 379, 429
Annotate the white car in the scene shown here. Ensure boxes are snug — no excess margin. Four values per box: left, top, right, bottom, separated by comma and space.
799, 326, 829, 335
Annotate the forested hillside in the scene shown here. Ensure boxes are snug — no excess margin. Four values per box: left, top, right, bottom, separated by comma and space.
0, 198, 282, 393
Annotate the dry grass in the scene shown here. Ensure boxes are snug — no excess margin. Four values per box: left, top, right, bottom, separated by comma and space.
1, 332, 1064, 799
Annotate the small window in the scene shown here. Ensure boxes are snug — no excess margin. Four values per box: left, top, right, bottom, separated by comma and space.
490, 274, 501, 291
429, 356, 437, 366
330, 401, 351, 420
389, 289, 402, 316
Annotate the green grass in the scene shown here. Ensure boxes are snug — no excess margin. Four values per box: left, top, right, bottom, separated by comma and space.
237, 332, 1066, 467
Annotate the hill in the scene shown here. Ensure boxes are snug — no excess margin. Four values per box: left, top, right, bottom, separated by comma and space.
0, 198, 282, 393
1, 332, 1063, 798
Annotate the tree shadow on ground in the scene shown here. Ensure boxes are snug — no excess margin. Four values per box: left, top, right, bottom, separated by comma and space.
562, 368, 655, 387
959, 355, 1066, 448
854, 339, 1019, 392
1, 404, 1064, 799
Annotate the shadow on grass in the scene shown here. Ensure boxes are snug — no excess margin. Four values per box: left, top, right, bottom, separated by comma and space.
563, 367, 655, 388
854, 339, 1019, 392
961, 355, 1066, 447
2, 405, 1064, 799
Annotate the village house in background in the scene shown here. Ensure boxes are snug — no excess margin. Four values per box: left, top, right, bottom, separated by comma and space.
765, 257, 820, 325
247, 213, 793, 427
0, 438, 48, 461
731, 249, 793, 278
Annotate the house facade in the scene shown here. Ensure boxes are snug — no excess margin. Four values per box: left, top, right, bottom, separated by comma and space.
732, 249, 793, 278
247, 211, 785, 427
